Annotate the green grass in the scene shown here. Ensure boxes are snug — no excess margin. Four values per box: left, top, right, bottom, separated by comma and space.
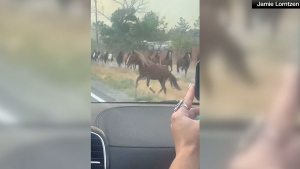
92, 71, 162, 102
102, 75, 135, 90
127, 90, 158, 102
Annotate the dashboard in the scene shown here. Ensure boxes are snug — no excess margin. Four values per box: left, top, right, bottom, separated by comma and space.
91, 103, 179, 169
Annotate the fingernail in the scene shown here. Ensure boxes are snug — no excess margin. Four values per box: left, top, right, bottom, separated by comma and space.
188, 83, 192, 89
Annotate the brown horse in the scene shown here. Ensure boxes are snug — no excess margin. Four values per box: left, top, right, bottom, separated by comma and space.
116, 51, 124, 67
177, 51, 191, 77
162, 50, 173, 71
123, 52, 136, 69
149, 50, 161, 64
127, 50, 181, 94
148, 50, 173, 71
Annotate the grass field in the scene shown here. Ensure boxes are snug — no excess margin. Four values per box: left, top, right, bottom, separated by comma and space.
91, 64, 194, 102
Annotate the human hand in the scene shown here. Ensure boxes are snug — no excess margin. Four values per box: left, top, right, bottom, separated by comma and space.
170, 84, 200, 169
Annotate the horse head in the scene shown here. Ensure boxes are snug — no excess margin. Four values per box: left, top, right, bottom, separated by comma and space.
126, 51, 134, 66
167, 50, 173, 60
184, 52, 191, 62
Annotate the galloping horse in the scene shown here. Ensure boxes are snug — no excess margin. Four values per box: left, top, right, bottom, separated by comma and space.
123, 52, 137, 69
108, 52, 114, 66
162, 50, 173, 71
127, 50, 181, 94
96, 51, 101, 61
91, 50, 97, 62
101, 52, 108, 64
149, 50, 161, 64
116, 51, 124, 67
177, 51, 191, 77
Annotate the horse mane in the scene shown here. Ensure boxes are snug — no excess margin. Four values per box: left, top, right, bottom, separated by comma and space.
133, 51, 151, 67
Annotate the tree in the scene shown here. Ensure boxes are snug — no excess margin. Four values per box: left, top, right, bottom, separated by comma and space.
129, 11, 168, 49
168, 17, 193, 50
174, 17, 191, 33
193, 17, 200, 29
93, 0, 149, 22
191, 17, 200, 44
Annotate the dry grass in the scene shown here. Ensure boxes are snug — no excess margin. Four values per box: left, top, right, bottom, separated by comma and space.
91, 64, 193, 101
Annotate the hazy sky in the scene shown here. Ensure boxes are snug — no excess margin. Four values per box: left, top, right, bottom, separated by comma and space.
91, 0, 199, 30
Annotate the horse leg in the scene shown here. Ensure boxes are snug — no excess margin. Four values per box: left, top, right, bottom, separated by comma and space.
158, 78, 167, 94
185, 68, 187, 77
146, 78, 155, 93
136, 75, 143, 88
177, 65, 179, 73
157, 79, 164, 94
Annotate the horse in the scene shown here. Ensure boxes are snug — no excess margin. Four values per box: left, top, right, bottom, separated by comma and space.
127, 50, 181, 94
149, 50, 161, 64
103, 52, 109, 64
91, 50, 97, 62
108, 52, 114, 66
123, 52, 137, 69
177, 51, 191, 77
96, 51, 100, 61
116, 51, 124, 67
162, 50, 173, 71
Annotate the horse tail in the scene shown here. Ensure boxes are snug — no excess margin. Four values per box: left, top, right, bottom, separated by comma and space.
169, 73, 181, 90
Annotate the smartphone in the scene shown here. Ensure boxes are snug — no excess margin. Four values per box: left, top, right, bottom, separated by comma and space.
195, 61, 200, 101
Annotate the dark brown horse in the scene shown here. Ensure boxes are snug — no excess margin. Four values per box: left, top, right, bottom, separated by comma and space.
127, 50, 181, 94
149, 50, 161, 64
116, 51, 124, 67
177, 51, 191, 77
148, 50, 173, 71
161, 50, 173, 71
123, 52, 135, 69
124, 52, 137, 69
123, 52, 130, 68
91, 50, 97, 62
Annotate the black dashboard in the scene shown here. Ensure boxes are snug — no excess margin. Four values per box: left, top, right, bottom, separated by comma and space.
91, 103, 177, 169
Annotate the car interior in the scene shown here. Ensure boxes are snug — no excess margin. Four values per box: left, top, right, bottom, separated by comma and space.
91, 62, 199, 169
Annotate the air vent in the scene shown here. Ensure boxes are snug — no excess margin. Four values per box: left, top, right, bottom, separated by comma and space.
91, 132, 106, 169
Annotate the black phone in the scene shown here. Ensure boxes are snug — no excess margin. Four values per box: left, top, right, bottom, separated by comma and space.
195, 61, 200, 100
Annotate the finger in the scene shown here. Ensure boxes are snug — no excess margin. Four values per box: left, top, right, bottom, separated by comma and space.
175, 84, 195, 115
187, 108, 200, 119
183, 84, 195, 108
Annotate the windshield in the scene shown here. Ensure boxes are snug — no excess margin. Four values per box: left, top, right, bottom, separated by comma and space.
90, 0, 199, 102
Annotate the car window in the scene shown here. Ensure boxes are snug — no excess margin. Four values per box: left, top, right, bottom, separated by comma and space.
90, 0, 199, 102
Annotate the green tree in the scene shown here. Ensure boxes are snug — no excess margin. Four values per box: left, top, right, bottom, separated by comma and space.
130, 11, 168, 49
97, 7, 139, 51
168, 17, 193, 50
191, 17, 200, 44
93, 0, 149, 51
174, 17, 191, 33
193, 17, 199, 29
